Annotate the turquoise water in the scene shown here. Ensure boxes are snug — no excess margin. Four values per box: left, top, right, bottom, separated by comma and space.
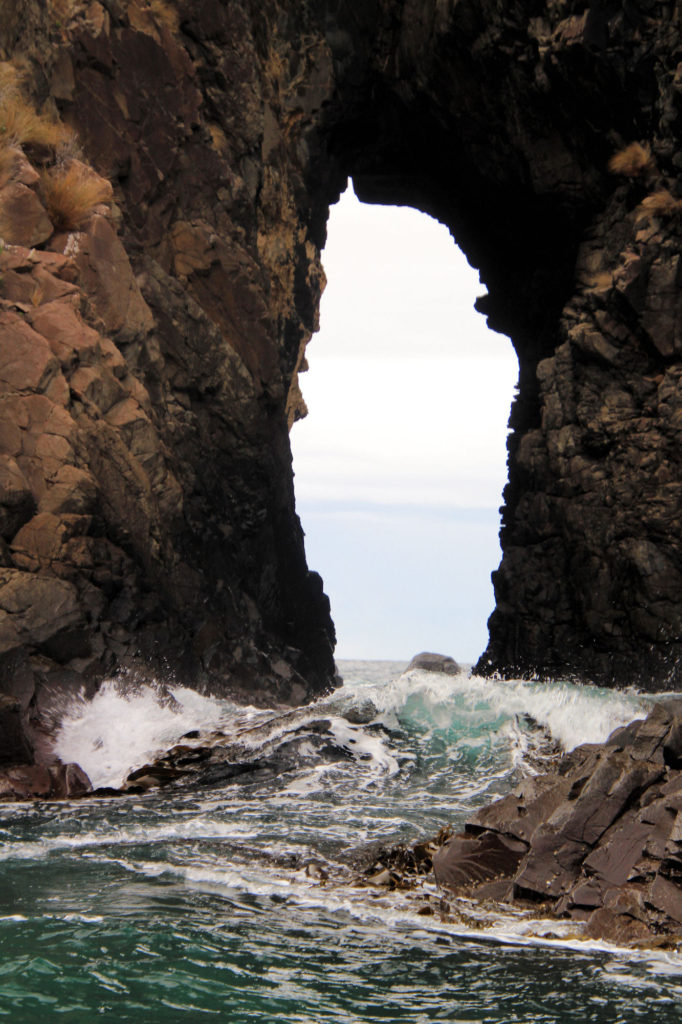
2, 662, 682, 1022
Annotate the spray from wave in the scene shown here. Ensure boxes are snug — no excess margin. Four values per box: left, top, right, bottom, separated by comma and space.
333, 664, 650, 751
54, 663, 650, 794
54, 678, 231, 788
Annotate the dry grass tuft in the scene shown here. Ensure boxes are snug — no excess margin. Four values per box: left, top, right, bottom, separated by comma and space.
635, 189, 682, 224
608, 142, 654, 177
40, 162, 113, 230
0, 87, 72, 152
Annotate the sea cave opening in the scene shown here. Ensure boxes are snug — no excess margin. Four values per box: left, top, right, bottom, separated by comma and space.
291, 182, 519, 665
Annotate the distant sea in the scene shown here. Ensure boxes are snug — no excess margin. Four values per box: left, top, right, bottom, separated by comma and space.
2, 660, 680, 1023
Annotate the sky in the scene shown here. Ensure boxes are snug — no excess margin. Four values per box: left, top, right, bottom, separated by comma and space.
290, 183, 519, 664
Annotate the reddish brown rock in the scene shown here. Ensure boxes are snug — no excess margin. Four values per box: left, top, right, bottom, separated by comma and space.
0, 314, 62, 395
0, 760, 91, 801
10, 512, 92, 572
28, 298, 102, 369
48, 761, 92, 799
584, 907, 655, 946
0, 569, 83, 649
3, 0, 682, 714
432, 831, 526, 893
74, 214, 154, 342
0, 455, 35, 539
4, 763, 53, 799
0, 181, 52, 247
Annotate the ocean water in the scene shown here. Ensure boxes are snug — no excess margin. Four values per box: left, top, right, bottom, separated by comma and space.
2, 661, 682, 1023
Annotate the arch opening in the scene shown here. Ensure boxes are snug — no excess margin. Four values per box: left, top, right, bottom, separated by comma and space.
291, 183, 519, 663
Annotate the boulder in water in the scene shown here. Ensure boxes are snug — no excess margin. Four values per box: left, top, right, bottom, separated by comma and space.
432, 699, 682, 944
406, 652, 461, 676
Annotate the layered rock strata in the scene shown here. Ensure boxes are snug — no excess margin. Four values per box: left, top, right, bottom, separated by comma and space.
433, 701, 682, 945
1, 0, 682, 722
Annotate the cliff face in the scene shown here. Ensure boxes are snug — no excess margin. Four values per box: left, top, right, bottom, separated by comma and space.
1, 0, 682, 724
0, 0, 339, 714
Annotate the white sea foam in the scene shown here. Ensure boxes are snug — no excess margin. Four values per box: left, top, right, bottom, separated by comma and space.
53, 675, 401, 793
87, 847, 682, 964
54, 663, 650, 794
0, 818, 258, 863
337, 666, 650, 752
54, 678, 235, 788
327, 717, 400, 781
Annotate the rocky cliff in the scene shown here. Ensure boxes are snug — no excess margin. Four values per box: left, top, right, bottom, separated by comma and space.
1, 0, 682, 749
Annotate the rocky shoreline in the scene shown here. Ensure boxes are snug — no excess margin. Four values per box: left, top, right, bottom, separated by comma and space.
373, 699, 682, 948
2, 0, 682, 948
6, 672, 682, 948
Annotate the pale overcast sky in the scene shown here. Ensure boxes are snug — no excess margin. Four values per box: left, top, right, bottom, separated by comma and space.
291, 184, 519, 663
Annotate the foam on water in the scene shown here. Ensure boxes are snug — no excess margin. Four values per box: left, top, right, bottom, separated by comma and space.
54, 677, 405, 793
0, 818, 259, 863
80, 844, 682, 965
54, 663, 650, 794
6, 660, 682, 1023
54, 678, 236, 788
337, 665, 650, 751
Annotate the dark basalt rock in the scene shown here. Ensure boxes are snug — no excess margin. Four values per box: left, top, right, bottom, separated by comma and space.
407, 653, 461, 676
97, 710, 374, 798
432, 701, 682, 944
0, 695, 34, 765
1, 0, 682, 740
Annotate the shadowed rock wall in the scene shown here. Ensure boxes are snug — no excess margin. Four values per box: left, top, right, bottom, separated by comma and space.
1, 0, 682, 721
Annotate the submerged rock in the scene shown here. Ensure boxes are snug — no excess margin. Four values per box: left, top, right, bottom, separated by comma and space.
432, 701, 682, 945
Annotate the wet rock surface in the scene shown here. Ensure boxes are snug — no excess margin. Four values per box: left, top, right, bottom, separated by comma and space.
0, 756, 92, 802
102, 708, 378, 797
429, 701, 682, 945
406, 653, 461, 676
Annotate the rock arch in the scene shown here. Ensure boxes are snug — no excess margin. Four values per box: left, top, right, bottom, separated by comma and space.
1, 0, 681, 711
314, 1, 682, 689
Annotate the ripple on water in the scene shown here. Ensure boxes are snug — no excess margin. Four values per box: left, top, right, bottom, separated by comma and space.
2, 662, 679, 1023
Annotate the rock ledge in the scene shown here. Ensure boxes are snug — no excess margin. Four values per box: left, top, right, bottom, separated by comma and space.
433, 701, 682, 945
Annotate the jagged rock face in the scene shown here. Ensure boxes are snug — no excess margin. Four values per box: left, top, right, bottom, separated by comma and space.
1, 0, 682, 710
433, 700, 682, 945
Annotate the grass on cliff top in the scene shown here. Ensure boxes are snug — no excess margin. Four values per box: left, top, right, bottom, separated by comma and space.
0, 57, 112, 236
40, 162, 113, 230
